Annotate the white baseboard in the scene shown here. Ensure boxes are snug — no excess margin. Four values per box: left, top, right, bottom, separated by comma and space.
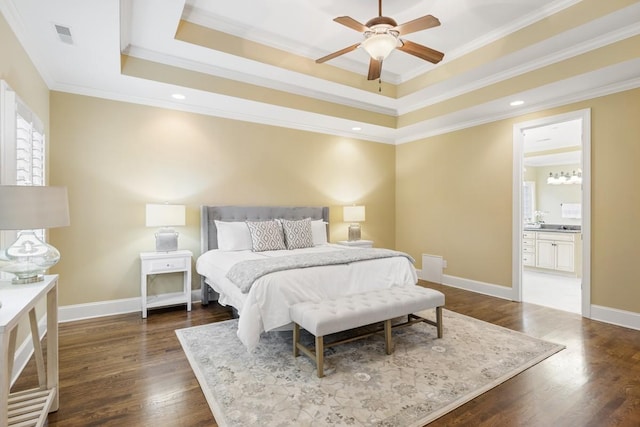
440, 274, 515, 301
433, 273, 640, 332
591, 304, 640, 331
58, 296, 141, 323
58, 290, 202, 323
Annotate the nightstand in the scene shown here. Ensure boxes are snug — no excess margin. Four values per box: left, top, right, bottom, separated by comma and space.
337, 240, 374, 248
140, 250, 192, 318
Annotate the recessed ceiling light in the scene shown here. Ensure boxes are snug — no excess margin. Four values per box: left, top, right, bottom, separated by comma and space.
510, 100, 524, 106
351, 126, 362, 131
172, 93, 186, 100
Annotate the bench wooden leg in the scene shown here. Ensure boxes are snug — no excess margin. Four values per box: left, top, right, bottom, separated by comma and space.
293, 323, 300, 357
384, 319, 393, 355
316, 336, 324, 378
436, 306, 443, 338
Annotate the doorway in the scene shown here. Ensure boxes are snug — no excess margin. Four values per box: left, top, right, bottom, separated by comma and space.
512, 109, 591, 317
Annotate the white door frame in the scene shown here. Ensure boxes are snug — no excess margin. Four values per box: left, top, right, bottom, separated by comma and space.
512, 108, 591, 317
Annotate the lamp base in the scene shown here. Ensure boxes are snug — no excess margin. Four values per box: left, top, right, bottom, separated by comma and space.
11, 274, 45, 285
348, 224, 361, 241
0, 231, 60, 285
155, 228, 179, 252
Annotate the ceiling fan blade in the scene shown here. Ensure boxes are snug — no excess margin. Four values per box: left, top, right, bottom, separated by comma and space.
394, 14, 440, 36
367, 58, 382, 81
398, 39, 444, 64
334, 16, 369, 32
316, 43, 360, 63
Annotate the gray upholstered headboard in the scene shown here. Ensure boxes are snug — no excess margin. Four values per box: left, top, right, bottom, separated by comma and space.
200, 205, 330, 254
199, 205, 330, 305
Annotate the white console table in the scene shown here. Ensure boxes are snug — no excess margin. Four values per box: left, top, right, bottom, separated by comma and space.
1, 275, 59, 427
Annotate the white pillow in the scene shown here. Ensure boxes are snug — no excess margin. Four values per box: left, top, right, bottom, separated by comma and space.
311, 219, 328, 246
215, 220, 253, 251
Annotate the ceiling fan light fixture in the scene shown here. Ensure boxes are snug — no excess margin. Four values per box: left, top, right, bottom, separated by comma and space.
317, 2, 444, 79
361, 31, 398, 60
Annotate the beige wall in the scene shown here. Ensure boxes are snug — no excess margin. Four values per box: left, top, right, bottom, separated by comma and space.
49, 92, 396, 306
396, 121, 513, 287
0, 14, 49, 129
396, 88, 640, 314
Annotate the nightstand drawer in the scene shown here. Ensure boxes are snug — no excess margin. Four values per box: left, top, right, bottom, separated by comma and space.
148, 257, 188, 273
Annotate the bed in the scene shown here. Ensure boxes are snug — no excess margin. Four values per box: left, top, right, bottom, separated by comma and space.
196, 205, 418, 351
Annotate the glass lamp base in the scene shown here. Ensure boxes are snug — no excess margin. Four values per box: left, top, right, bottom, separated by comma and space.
0, 231, 60, 285
348, 224, 361, 241
11, 274, 45, 284
154, 228, 179, 252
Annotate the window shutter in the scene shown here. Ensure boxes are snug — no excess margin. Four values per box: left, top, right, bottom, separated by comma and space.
0, 80, 48, 250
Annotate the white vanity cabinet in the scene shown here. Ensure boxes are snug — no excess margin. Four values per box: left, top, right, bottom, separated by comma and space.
522, 231, 537, 266
535, 232, 579, 274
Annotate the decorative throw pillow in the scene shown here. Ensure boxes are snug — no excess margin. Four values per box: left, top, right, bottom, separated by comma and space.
246, 220, 286, 251
311, 219, 328, 246
281, 218, 314, 250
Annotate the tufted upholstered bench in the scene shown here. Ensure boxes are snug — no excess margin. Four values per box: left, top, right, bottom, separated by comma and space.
289, 285, 445, 377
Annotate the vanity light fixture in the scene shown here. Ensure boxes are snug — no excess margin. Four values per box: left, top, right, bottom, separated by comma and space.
547, 170, 582, 185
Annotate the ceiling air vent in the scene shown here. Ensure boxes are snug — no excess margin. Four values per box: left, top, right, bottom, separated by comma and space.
54, 24, 74, 45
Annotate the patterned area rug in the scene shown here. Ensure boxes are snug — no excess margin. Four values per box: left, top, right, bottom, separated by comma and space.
176, 309, 563, 426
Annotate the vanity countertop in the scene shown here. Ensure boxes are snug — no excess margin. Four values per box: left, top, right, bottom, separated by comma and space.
524, 224, 581, 234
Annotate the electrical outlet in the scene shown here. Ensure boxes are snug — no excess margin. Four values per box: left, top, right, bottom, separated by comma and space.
442, 260, 447, 268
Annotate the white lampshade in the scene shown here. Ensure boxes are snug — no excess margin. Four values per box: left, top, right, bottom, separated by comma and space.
0, 185, 70, 284
0, 186, 70, 229
361, 33, 398, 60
344, 205, 365, 223
145, 204, 186, 227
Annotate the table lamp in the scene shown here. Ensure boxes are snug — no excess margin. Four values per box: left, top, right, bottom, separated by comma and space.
0, 185, 70, 284
343, 205, 365, 241
145, 203, 185, 252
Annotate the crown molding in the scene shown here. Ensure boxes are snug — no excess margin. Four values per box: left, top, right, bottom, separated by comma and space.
395, 72, 640, 145
125, 45, 400, 116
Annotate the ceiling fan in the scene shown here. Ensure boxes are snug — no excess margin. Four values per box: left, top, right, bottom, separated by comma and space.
316, 0, 445, 80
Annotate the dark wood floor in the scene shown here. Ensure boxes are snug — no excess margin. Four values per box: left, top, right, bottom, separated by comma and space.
13, 282, 640, 426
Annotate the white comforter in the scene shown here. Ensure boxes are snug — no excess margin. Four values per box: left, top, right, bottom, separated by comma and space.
196, 244, 418, 351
